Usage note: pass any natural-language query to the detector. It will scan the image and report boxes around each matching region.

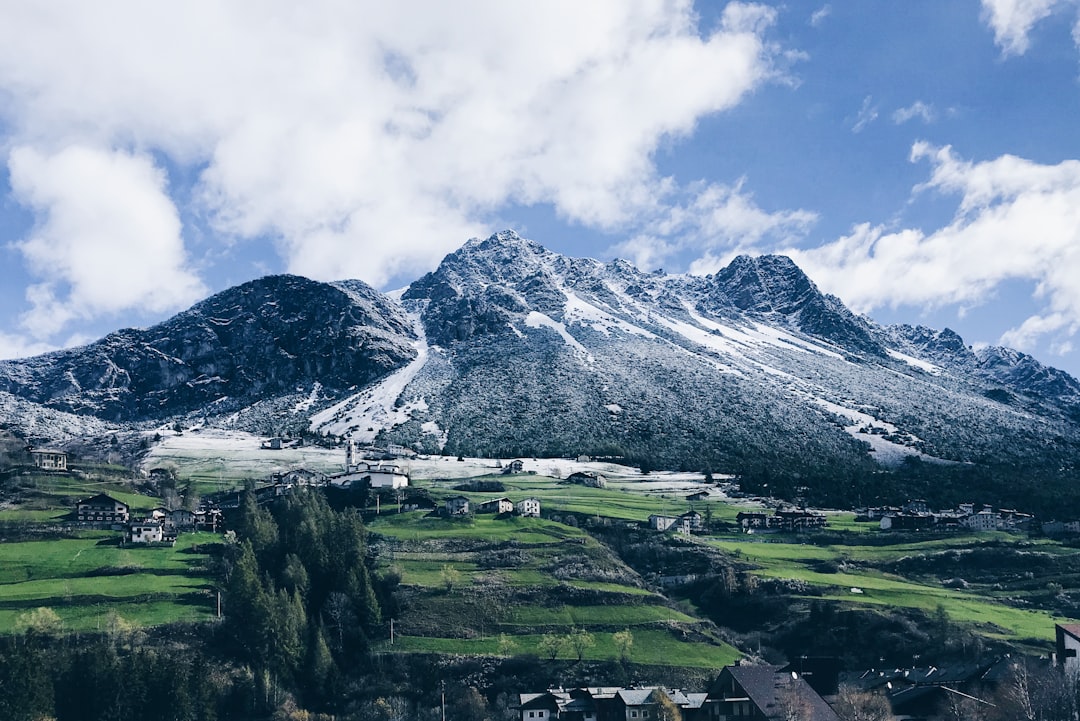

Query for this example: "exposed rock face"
[4,231,1080,481]
[0,274,417,421]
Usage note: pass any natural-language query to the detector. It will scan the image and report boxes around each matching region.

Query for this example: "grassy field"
[367,509,739,669]
[386,628,741,668]
[0,531,220,633]
[705,533,1073,646]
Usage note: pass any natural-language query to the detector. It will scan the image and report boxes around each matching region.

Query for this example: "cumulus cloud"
[7,145,207,338]
[979,0,1075,55]
[0,0,786,305]
[608,179,817,273]
[893,101,936,125]
[787,143,1080,352]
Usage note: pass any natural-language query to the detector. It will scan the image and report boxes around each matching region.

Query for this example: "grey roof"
[617,688,656,706]
[724,665,840,721]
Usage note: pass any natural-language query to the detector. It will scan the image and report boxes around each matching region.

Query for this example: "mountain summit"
[3,231,1080,499]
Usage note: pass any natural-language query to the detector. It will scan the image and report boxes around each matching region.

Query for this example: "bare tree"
[832,684,895,721]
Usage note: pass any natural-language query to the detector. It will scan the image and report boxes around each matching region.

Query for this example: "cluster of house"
[518,663,840,721]
[863,500,1035,532]
[735,508,828,534]
[74,493,221,544]
[443,495,541,518]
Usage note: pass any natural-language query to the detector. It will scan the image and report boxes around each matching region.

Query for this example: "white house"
[31,449,68,471]
[128,520,164,544]
[516,498,541,517]
[367,463,409,489]
[649,515,678,531]
[962,510,1000,531]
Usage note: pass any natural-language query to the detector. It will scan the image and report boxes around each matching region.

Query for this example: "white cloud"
[787,143,1080,352]
[810,5,832,27]
[0,332,58,361]
[0,0,786,300]
[851,96,879,133]
[893,101,936,125]
[608,179,817,273]
[7,145,206,338]
[979,0,1075,55]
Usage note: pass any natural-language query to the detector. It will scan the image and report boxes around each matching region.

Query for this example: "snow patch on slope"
[887,349,941,375]
[525,311,594,363]
[309,313,430,441]
[563,291,657,339]
[802,394,938,466]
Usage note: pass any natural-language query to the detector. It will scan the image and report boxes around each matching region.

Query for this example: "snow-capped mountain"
[3,230,1080,486]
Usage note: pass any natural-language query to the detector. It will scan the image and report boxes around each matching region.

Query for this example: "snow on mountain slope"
[310,312,432,442]
[4,230,1080,484]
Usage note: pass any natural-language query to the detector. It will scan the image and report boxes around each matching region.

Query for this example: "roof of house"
[722,665,840,721]
[78,493,126,506]
[1059,623,1080,642]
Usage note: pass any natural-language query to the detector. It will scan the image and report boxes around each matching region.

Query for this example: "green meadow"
[705,533,1073,646]
[0,532,220,633]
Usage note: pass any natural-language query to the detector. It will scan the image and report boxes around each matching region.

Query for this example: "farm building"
[567,471,606,488]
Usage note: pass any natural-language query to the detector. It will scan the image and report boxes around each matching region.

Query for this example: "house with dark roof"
[478,497,514,514]
[1057,623,1080,675]
[75,493,130,523]
[706,665,840,720]
[567,471,606,488]
[852,657,1010,720]
[445,495,470,515]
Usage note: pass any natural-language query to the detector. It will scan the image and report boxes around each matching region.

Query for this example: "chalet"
[706,665,840,720]
[649,515,678,532]
[128,519,165,544]
[261,437,284,450]
[478,497,514,514]
[504,459,525,474]
[567,471,606,488]
[679,511,703,532]
[31,449,68,471]
[516,497,541,517]
[168,508,197,530]
[1057,624,1080,675]
[686,490,711,502]
[774,508,827,531]
[445,495,470,515]
[736,512,774,533]
[76,493,130,523]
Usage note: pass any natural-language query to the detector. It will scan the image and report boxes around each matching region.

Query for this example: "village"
[10,435,1080,721]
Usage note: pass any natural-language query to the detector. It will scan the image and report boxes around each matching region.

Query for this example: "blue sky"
[2,1,1080,376]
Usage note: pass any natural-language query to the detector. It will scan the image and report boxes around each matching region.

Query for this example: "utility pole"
[441,680,446,721]
[390,617,394,645]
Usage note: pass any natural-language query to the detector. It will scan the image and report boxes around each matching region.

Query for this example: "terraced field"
[368,512,741,668]
[705,533,1074,648]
